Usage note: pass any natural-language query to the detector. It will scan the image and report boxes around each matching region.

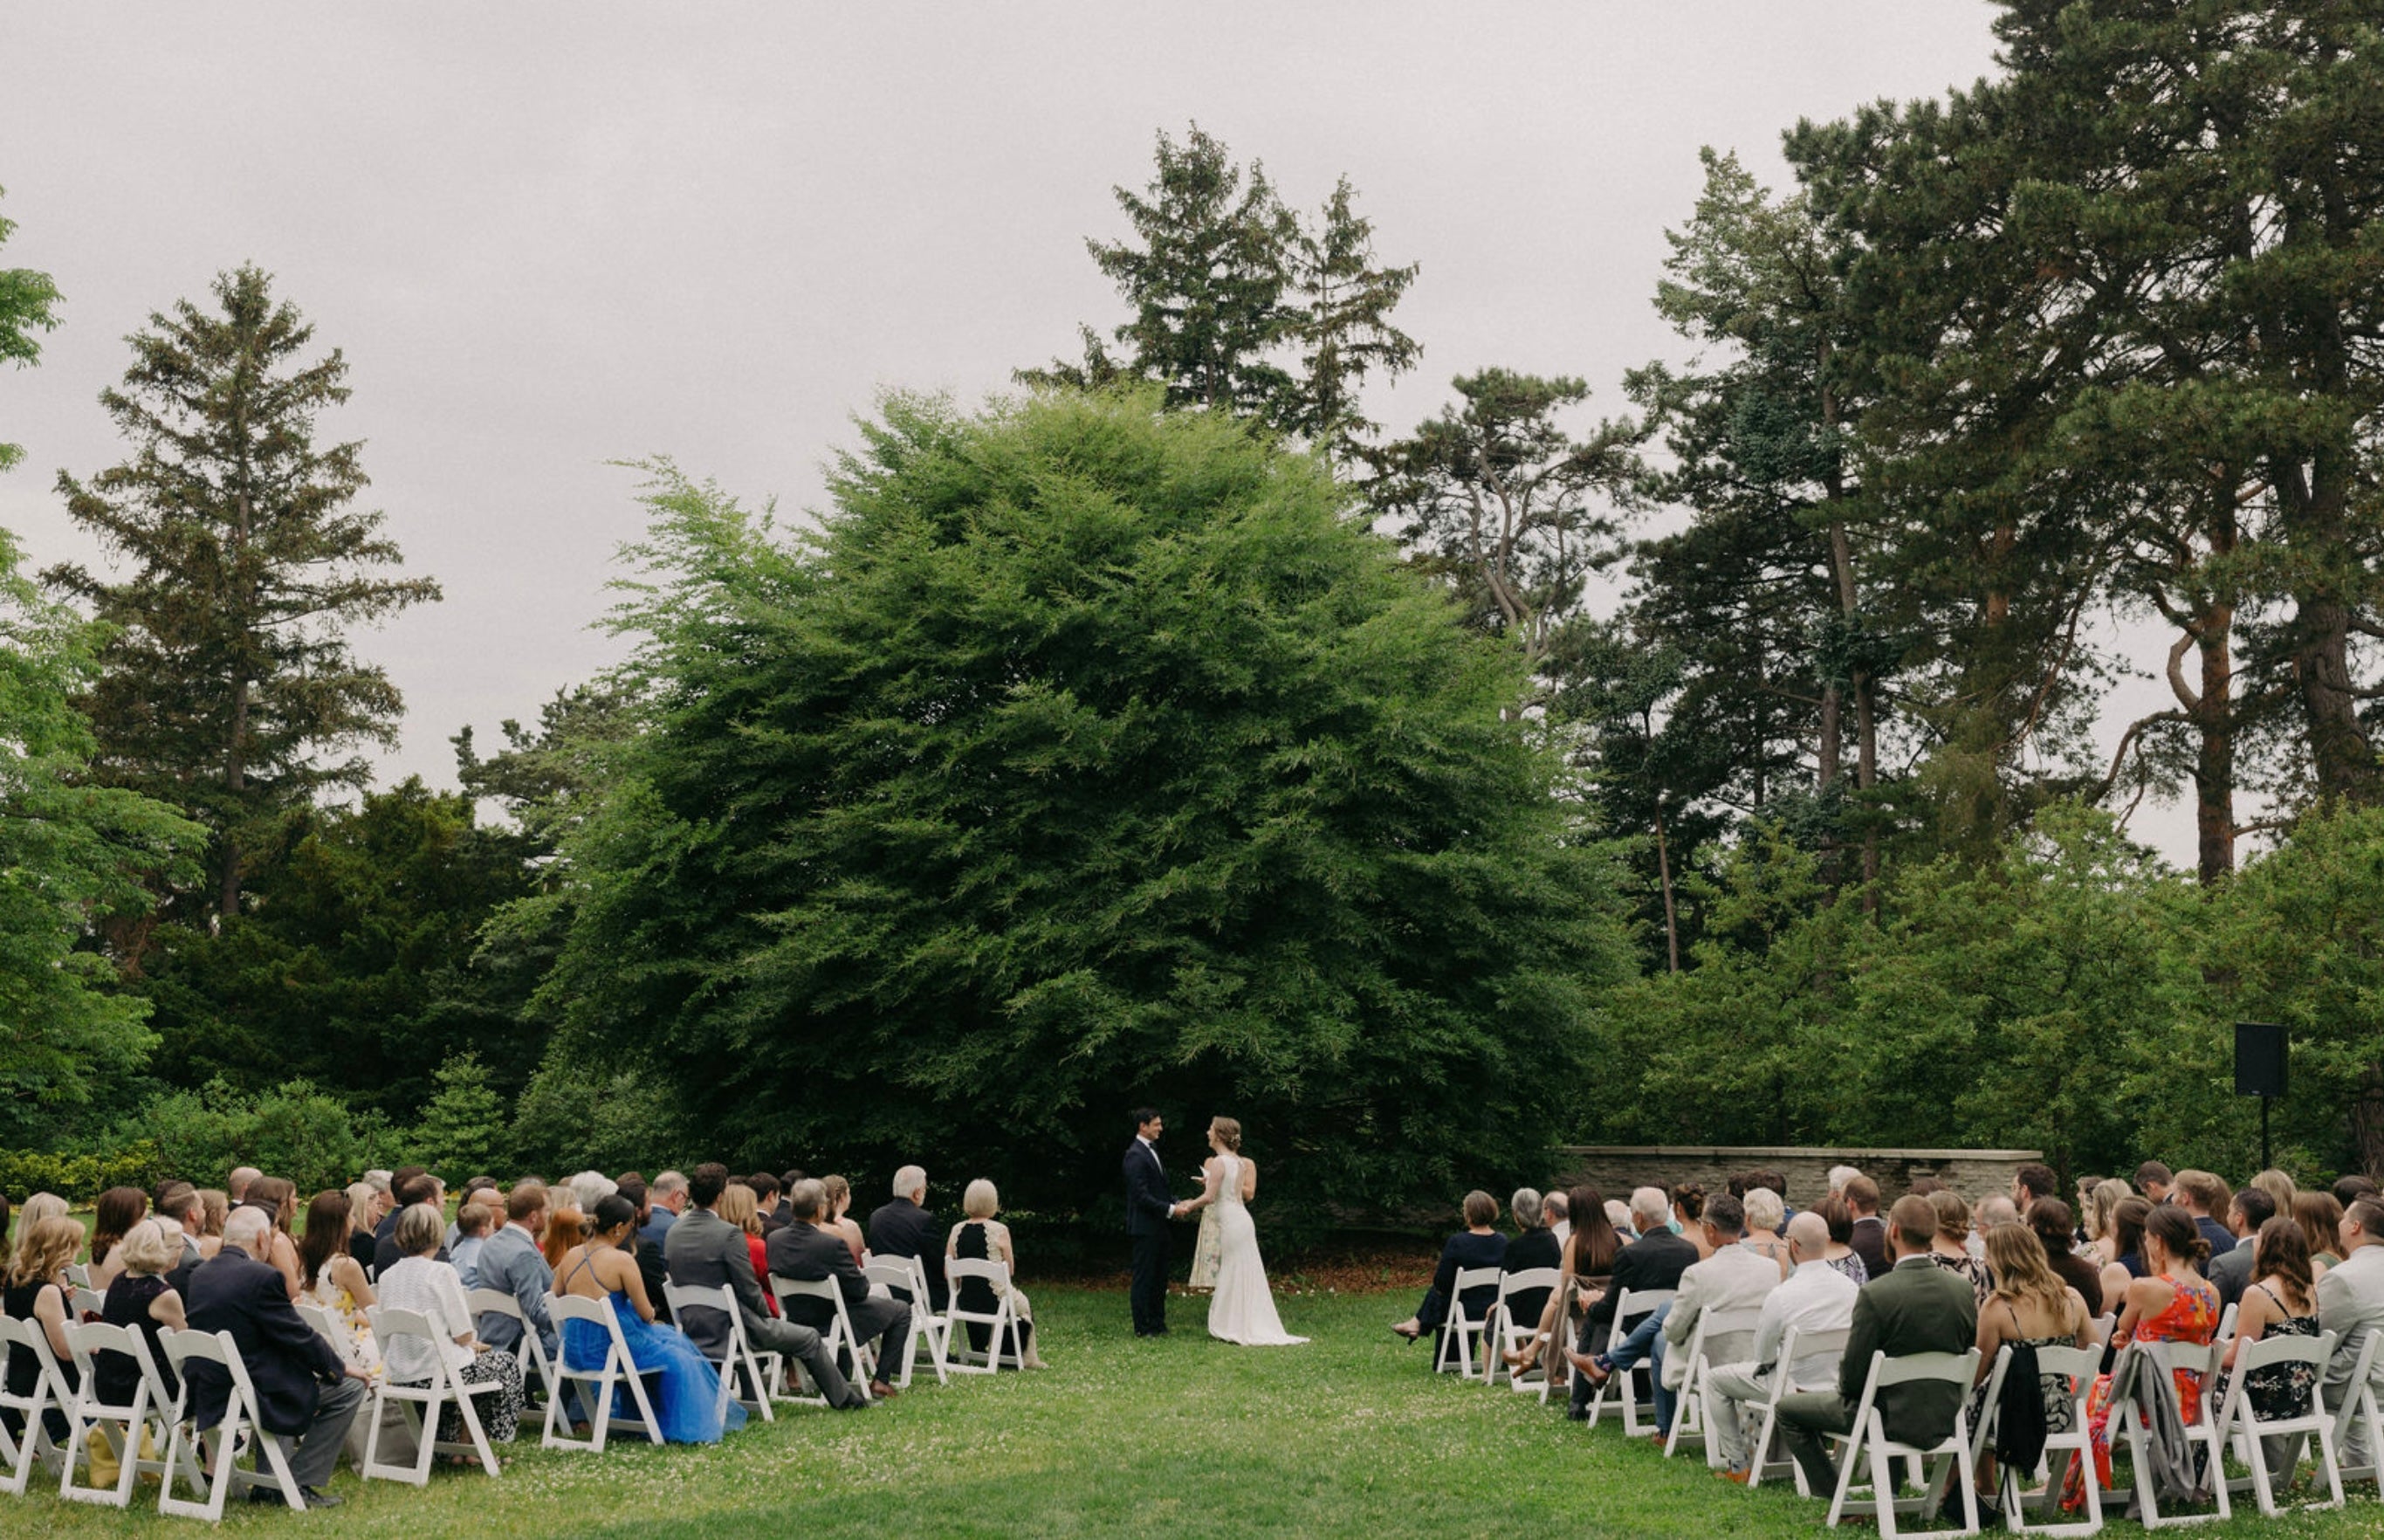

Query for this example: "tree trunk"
[2357,1062,2384,1182]
[2291,593,2379,807]
[2193,603,2235,885]
[221,478,253,920]
[1653,808,1680,975]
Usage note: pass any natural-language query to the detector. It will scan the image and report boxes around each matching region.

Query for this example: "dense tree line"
[4,2,2384,1220]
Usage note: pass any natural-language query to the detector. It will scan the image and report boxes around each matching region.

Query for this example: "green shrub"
[0,1143,161,1203]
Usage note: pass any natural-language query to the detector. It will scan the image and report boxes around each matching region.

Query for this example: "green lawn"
[12,1286,2380,1537]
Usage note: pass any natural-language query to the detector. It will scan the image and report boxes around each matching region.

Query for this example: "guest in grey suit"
[472,1185,558,1361]
[2320,1197,2384,1465]
[767,1179,908,1399]
[663,1163,866,1409]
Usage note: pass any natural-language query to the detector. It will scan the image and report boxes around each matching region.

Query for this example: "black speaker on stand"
[2236,1021,2287,1170]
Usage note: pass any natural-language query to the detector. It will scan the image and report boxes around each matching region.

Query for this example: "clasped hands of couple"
[1168,1193,1211,1220]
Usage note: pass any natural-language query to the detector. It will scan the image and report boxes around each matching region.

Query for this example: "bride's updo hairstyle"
[1209,1117,1242,1152]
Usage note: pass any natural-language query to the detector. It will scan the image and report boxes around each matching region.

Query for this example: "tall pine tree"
[52,264,440,925]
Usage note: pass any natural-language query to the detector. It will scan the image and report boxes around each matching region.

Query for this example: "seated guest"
[227,1166,262,1206]
[6,1191,67,1275]
[2215,1213,2322,1478]
[1844,1175,1890,1281]
[87,1186,151,1294]
[1964,1222,2094,1511]
[1543,1190,1571,1249]
[1674,1186,1713,1259]
[2068,1206,2219,1507]
[1503,1184,1619,1382]
[768,1179,908,1399]
[946,1179,1047,1369]
[2172,1170,2236,1258]
[343,1182,381,1275]
[1390,1190,1508,1349]
[472,1185,558,1364]
[1811,1194,1869,1285]
[183,1207,368,1507]
[641,1172,688,1248]
[98,1220,187,1412]
[156,1184,206,1276]
[296,1190,380,1378]
[1975,1193,2020,1234]
[2011,1162,2058,1211]
[1504,1188,1562,1328]
[750,1172,787,1234]
[542,1206,587,1275]
[2099,1194,2154,1310]
[2135,1161,2174,1205]
[2250,1168,2297,1215]
[1707,1212,1858,1481]
[195,1190,229,1261]
[614,1175,671,1325]
[450,1202,497,1289]
[866,1165,947,1311]
[369,1166,423,1258]
[2319,1197,2384,1473]
[719,1182,776,1316]
[378,1202,525,1446]
[247,1177,306,1300]
[556,1195,744,1442]
[564,1170,617,1220]
[2298,1191,2346,1271]
[1927,1189,1991,1309]
[1828,1165,1864,1200]
[1740,1188,1791,1276]
[663,1163,863,1409]
[3,1215,83,1447]
[1776,1196,1980,1495]
[2030,1198,2105,1317]
[1565,1187,1695,1419]
[2332,1175,2379,1210]
[374,1172,446,1276]
[2207,1188,2276,1311]
[821,1176,868,1266]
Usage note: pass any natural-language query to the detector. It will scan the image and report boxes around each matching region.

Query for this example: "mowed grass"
[13,1285,2382,1538]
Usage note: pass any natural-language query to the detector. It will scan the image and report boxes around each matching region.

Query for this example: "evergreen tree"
[51,265,441,924]
[1285,178,1420,471]
[412,1049,505,1184]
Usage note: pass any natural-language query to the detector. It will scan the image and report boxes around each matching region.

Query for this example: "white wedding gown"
[1206,1153,1307,1346]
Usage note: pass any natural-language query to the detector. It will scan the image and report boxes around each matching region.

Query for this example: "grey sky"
[10,5,2204,857]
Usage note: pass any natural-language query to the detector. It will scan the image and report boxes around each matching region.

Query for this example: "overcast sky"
[6,4,2204,860]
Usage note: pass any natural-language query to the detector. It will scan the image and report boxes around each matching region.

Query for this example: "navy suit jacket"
[1123,1138,1173,1236]
[182,1249,345,1436]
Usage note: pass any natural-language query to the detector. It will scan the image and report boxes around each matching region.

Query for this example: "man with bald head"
[1702,1211,1859,1479]
[183,1207,369,1506]
[1776,1194,1978,1494]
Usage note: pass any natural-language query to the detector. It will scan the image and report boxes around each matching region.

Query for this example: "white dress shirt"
[1755,1256,1861,1390]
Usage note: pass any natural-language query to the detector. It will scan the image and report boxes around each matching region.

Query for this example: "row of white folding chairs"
[2,1311,318,1520]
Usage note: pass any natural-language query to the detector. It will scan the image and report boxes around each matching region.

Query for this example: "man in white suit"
[2319,1197,2384,1467]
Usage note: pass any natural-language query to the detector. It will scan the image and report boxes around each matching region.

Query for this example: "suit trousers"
[1775,1390,1859,1495]
[282,1376,368,1489]
[1130,1229,1171,1334]
[1702,1360,1772,1473]
[748,1315,863,1408]
[845,1296,911,1382]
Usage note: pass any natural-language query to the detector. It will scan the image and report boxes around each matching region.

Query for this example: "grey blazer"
[2318,1246,2384,1395]
[471,1224,557,1358]
[663,1207,773,1361]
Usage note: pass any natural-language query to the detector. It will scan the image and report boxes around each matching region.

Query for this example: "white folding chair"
[2327,1329,2383,1493]
[941,1259,1027,1374]
[1432,1266,1501,1379]
[862,1257,948,1388]
[773,1274,883,1392]
[2216,1328,2342,1516]
[1821,1347,1982,1537]
[58,1321,174,1507]
[1483,1268,1560,1392]
[1666,1303,1762,1461]
[2213,1302,2238,1346]
[2085,1314,2115,1349]
[155,1328,307,1519]
[293,1300,359,1365]
[360,1306,503,1483]
[0,1315,77,1495]
[468,1287,557,1406]
[540,1293,664,1452]
[1983,1343,2103,1537]
[663,1282,777,1424]
[2106,1339,2229,1528]
[1747,1323,1852,1492]
[1586,1287,1677,1434]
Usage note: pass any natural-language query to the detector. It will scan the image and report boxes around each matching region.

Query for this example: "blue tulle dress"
[558,1256,746,1445]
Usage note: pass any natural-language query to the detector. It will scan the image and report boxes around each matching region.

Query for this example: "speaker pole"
[2262,1095,2271,1173]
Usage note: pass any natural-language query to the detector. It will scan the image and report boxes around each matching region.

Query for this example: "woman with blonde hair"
[1740,1188,1791,1276]
[718,1182,777,1317]
[1964,1224,2092,1510]
[821,1175,867,1266]
[2081,1179,2132,1267]
[4,1191,67,1278]
[245,1176,304,1298]
[2250,1169,2298,1214]
[1927,1189,1990,1310]
[3,1215,83,1447]
[195,1190,228,1259]
[97,1219,187,1415]
[945,1179,1047,1369]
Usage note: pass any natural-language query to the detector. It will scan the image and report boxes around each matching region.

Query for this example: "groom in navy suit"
[1124,1107,1189,1336]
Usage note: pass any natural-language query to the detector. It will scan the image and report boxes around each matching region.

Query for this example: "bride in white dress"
[1185,1117,1307,1347]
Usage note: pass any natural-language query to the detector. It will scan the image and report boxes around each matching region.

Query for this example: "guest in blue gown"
[554,1194,746,1444]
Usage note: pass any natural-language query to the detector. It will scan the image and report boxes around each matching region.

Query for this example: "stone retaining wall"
[1549,1145,2046,1207]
